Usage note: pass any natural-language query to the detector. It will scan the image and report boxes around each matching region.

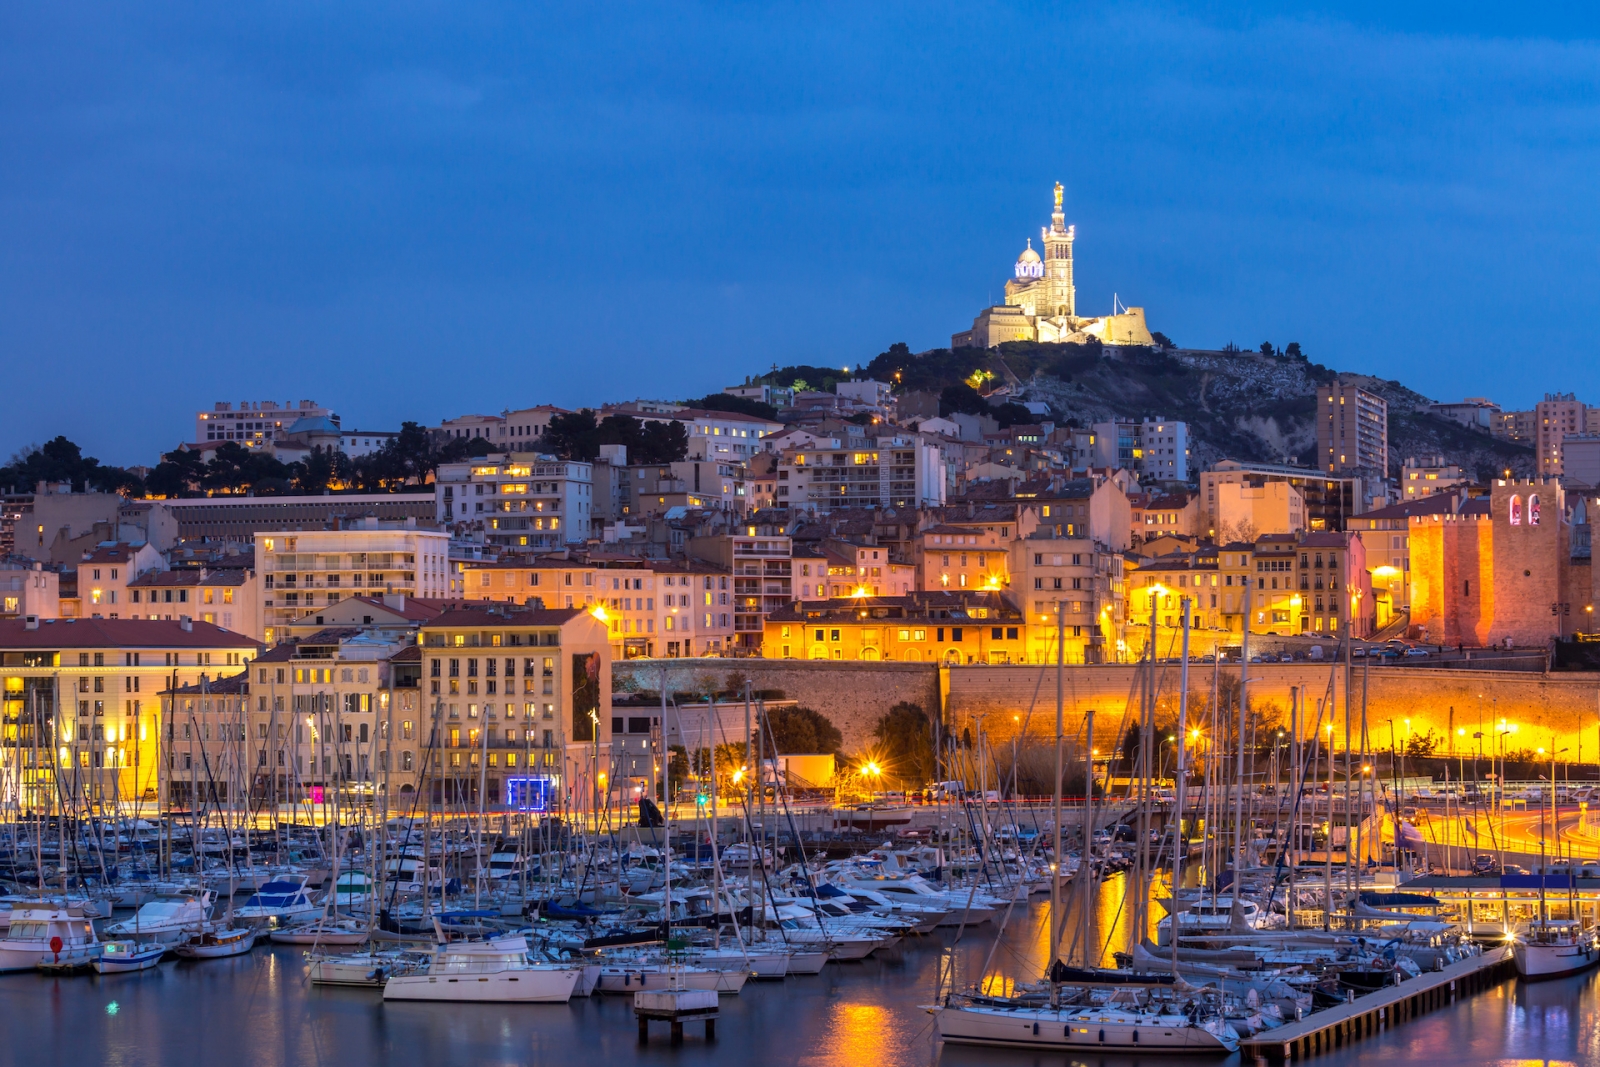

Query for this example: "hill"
[858,341,1535,482]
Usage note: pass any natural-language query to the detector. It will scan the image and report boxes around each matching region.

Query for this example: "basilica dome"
[1014,239,1044,279]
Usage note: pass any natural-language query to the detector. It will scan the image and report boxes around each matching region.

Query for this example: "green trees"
[0,437,143,495]
[763,705,842,755]
[872,702,936,786]
[543,410,688,464]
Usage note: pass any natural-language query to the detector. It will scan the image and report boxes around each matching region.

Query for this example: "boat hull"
[383,968,579,1002]
[1513,939,1600,980]
[934,1004,1240,1054]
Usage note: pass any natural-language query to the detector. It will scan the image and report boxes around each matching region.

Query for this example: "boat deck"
[1238,945,1514,1061]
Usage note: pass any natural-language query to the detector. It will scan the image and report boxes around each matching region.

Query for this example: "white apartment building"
[435,455,593,550]
[1091,417,1190,483]
[195,400,336,447]
[775,434,947,510]
[254,524,451,644]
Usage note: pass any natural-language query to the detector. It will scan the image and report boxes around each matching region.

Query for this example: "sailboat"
[932,600,1241,1055]
[1514,754,1600,980]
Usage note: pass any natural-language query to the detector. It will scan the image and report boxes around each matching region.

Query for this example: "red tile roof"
[0,617,258,649]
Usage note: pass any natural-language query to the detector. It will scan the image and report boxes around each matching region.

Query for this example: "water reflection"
[0,903,1596,1067]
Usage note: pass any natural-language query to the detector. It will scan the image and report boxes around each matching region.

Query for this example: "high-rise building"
[1535,392,1586,476]
[1316,380,1389,477]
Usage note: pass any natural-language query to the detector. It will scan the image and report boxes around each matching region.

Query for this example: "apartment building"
[621,460,748,518]
[1010,536,1125,663]
[417,604,611,813]
[689,531,792,654]
[435,454,593,550]
[165,628,421,806]
[1536,393,1587,477]
[195,399,334,447]
[485,406,568,450]
[1213,481,1305,538]
[461,559,598,610]
[1400,456,1469,501]
[0,561,58,620]
[776,434,947,510]
[1090,418,1191,483]
[271,593,455,645]
[78,542,166,618]
[1201,460,1365,533]
[254,524,452,644]
[1129,491,1201,543]
[792,541,916,599]
[1,616,258,812]
[128,568,258,640]
[651,560,736,658]
[916,524,1009,592]
[1124,552,1223,655]
[1317,380,1389,476]
[764,591,1026,664]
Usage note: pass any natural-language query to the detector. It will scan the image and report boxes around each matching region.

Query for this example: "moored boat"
[94,940,167,974]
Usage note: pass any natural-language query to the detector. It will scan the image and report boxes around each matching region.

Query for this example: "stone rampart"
[612,659,1600,759]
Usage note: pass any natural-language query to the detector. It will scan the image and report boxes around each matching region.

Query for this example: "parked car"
[1403,646,1430,658]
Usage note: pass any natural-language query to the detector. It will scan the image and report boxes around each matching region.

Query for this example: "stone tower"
[1041,181,1076,318]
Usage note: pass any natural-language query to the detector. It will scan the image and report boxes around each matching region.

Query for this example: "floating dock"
[1240,945,1515,1061]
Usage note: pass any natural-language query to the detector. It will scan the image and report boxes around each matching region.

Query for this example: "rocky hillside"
[862,340,1535,482]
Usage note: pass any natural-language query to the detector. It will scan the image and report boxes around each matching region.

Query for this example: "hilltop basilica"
[952,184,1155,349]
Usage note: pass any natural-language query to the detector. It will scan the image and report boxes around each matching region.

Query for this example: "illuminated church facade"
[952,183,1155,349]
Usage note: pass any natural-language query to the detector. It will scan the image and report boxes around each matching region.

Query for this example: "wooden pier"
[1239,945,1515,1061]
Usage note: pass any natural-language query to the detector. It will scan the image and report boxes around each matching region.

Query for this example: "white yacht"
[0,905,100,972]
[383,938,581,1002]
[234,876,322,927]
[105,893,213,946]
[1513,920,1600,980]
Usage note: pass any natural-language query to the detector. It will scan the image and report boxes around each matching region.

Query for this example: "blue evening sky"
[4,2,1598,464]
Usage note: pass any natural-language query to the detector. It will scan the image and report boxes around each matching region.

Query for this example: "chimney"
[179,615,193,632]
[525,596,545,610]
[383,593,406,612]
[23,615,38,630]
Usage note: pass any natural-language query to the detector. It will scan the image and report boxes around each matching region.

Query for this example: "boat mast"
[1234,575,1251,875]
[1171,598,1191,972]
[1048,601,1064,980]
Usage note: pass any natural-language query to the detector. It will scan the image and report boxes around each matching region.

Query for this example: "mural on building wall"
[572,652,600,741]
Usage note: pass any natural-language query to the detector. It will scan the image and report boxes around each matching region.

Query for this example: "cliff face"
[913,341,1535,481]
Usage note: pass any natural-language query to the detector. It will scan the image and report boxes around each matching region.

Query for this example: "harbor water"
[2,890,1594,1067]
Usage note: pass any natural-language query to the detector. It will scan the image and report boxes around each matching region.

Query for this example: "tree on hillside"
[685,393,779,421]
[1151,331,1175,350]
[763,706,843,755]
[938,383,989,418]
[543,410,687,464]
[0,437,142,495]
[761,364,855,393]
